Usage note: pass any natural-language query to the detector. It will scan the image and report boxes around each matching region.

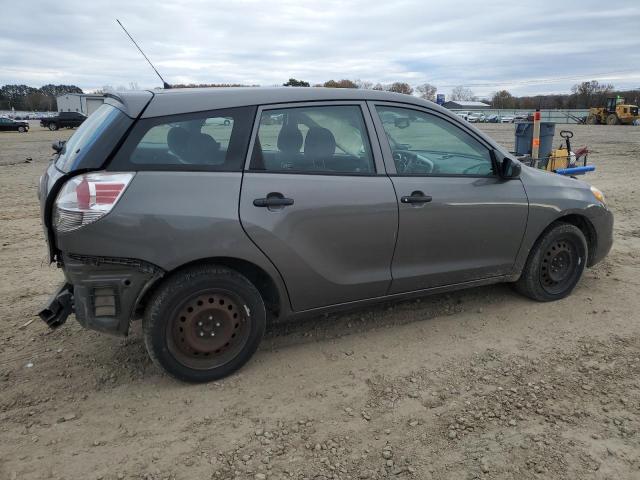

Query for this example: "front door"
[240,102,398,311]
[371,103,529,293]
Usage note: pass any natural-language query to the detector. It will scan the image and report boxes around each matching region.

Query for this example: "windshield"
[55,104,123,172]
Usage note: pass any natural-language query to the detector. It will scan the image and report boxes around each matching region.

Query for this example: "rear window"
[55,104,125,172]
[110,106,256,171]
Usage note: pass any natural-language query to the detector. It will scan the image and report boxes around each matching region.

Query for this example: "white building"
[56,93,105,116]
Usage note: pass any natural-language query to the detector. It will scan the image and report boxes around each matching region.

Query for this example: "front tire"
[514,223,588,302]
[143,265,266,382]
[48,122,58,131]
[17,126,26,133]
[606,114,619,125]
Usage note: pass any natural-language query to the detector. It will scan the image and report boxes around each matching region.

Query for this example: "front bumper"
[39,254,164,336]
[588,206,614,267]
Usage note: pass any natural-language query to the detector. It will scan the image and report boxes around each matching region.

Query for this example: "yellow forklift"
[586,96,639,125]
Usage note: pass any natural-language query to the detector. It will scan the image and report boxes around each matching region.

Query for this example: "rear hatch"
[39,92,153,261]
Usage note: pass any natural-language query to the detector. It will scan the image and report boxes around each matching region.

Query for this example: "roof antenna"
[116,19,171,89]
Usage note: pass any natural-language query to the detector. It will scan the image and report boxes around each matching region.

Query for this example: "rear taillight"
[53,172,134,233]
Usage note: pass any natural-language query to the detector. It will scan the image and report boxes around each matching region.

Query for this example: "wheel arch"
[136,256,286,321]
[553,213,597,266]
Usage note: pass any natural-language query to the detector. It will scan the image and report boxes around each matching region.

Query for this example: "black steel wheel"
[514,223,588,301]
[539,237,581,295]
[144,265,266,382]
[167,290,251,371]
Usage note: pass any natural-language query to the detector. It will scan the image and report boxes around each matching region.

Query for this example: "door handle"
[253,194,294,208]
[400,191,432,204]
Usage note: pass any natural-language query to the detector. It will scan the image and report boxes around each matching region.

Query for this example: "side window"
[114,106,255,171]
[250,105,375,174]
[375,106,494,176]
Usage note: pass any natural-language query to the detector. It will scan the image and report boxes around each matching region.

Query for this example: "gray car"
[38,87,613,382]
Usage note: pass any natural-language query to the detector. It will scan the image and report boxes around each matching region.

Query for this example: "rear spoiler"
[103,90,154,119]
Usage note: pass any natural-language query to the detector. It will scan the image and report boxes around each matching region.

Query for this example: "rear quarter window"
[109,106,256,171]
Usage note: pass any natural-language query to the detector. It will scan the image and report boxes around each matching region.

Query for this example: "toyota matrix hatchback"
[38,88,613,382]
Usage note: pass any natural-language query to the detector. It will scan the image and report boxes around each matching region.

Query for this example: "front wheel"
[48,122,58,131]
[143,265,266,382]
[606,114,619,125]
[17,126,26,133]
[514,223,588,302]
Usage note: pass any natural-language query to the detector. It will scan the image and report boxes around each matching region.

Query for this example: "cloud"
[1,0,639,97]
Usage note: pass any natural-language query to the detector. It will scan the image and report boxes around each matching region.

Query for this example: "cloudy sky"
[1,0,639,98]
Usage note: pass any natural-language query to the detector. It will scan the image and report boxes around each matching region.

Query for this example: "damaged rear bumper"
[39,283,74,329]
[39,254,164,336]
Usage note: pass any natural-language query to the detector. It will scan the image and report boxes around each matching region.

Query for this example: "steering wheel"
[393,151,434,174]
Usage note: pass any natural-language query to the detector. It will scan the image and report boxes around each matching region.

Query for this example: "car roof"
[106,87,443,119]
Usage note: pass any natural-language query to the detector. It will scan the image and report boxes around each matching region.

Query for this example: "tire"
[586,115,598,125]
[514,223,588,302]
[606,114,619,125]
[48,122,58,131]
[17,126,25,133]
[143,265,266,382]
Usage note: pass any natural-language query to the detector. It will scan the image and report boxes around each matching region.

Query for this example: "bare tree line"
[3,79,638,112]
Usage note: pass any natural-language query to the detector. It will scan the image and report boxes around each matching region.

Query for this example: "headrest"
[277,123,303,153]
[186,133,220,164]
[167,126,189,156]
[304,127,336,159]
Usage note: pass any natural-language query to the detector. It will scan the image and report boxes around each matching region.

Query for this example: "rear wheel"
[606,114,619,125]
[514,223,588,302]
[143,265,266,382]
[48,122,58,131]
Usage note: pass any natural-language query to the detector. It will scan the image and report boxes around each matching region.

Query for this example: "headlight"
[590,186,606,206]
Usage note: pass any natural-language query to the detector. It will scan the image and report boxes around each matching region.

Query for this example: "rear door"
[239,102,398,311]
[370,102,528,293]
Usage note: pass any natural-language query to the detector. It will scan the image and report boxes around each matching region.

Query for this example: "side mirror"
[51,140,65,153]
[492,150,521,179]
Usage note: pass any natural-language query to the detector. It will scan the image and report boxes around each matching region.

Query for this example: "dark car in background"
[0,116,29,132]
[38,87,613,383]
[41,111,87,131]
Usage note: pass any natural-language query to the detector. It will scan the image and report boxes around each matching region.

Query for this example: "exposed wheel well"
[136,257,282,320]
[554,214,597,266]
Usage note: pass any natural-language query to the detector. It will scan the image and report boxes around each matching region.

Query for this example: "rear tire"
[143,265,266,383]
[606,114,619,125]
[514,223,588,302]
[48,122,58,131]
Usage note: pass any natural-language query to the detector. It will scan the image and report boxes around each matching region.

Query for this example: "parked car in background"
[486,114,500,123]
[467,112,486,123]
[41,111,87,131]
[38,87,613,382]
[455,112,469,121]
[0,116,29,132]
[500,115,515,123]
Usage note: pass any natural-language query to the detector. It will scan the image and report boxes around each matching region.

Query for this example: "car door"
[239,102,398,311]
[370,102,528,294]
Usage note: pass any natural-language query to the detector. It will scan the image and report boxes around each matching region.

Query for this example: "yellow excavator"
[586,96,639,125]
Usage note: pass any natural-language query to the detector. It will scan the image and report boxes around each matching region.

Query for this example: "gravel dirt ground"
[1,123,639,480]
